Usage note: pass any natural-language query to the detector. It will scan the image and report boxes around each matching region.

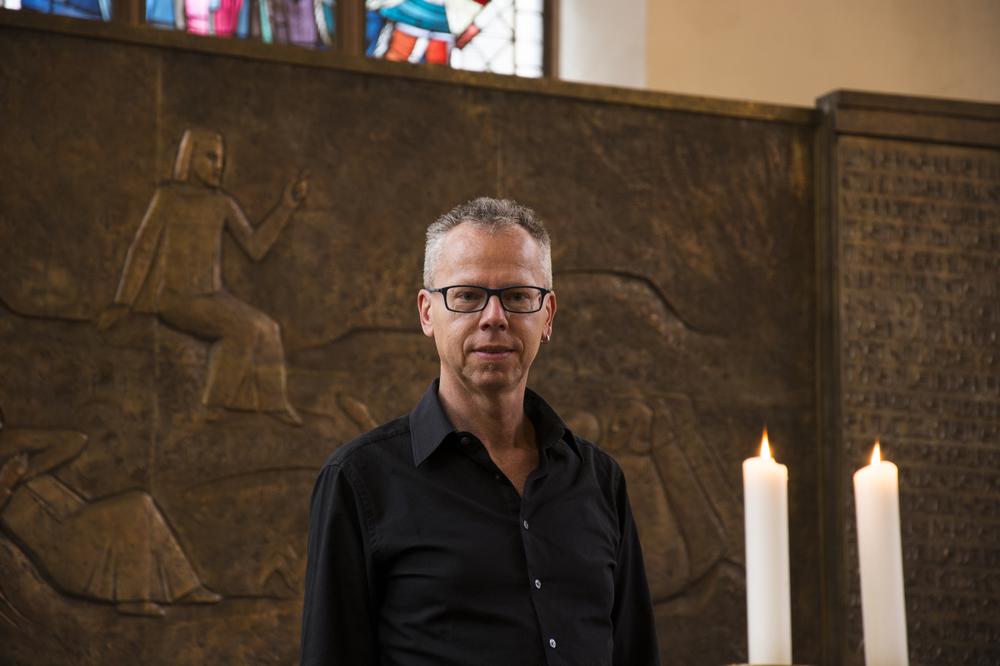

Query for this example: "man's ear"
[543,290,557,340]
[417,289,435,337]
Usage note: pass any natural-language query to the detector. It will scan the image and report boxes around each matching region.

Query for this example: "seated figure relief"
[0,409,219,617]
[565,395,739,602]
[98,127,310,426]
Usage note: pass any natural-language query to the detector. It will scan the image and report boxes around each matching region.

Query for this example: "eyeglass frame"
[426,285,552,314]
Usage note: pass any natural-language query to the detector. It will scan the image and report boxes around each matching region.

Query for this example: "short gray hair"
[423,197,552,288]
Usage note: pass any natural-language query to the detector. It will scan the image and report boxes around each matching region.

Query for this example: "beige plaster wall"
[646,0,1000,107]
[560,0,647,88]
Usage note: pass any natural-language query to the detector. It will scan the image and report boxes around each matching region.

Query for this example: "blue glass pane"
[145,0,175,27]
[17,0,110,20]
[236,0,250,37]
[380,0,448,33]
[364,8,383,55]
[317,0,335,44]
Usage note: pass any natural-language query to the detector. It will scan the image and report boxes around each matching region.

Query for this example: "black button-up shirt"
[300,380,660,666]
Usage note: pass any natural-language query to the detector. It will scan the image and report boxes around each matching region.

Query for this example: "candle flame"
[871,440,881,464]
[759,428,772,460]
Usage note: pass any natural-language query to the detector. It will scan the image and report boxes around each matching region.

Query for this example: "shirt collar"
[409,379,581,467]
[524,387,581,460]
[409,379,455,467]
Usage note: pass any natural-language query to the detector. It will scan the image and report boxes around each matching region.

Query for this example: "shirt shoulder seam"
[319,419,410,556]
[322,419,411,468]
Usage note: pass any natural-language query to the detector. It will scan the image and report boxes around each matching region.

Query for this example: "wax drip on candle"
[759,427,772,460]
[871,440,881,464]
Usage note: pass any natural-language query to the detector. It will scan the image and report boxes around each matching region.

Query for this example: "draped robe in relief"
[113,182,293,414]
[2,477,203,604]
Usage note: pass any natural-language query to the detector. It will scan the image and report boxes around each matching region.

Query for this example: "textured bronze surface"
[820,95,1000,665]
[0,20,819,666]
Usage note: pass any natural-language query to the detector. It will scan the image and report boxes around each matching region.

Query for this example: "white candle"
[854,442,909,666]
[742,428,792,665]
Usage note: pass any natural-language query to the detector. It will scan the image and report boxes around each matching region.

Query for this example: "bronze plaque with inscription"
[825,97,1000,666]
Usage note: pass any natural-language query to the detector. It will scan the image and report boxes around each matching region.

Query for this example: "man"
[301,197,660,665]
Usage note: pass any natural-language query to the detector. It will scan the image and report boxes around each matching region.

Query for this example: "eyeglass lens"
[446,287,544,313]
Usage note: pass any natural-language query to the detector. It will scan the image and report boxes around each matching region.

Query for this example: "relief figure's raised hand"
[283,170,311,208]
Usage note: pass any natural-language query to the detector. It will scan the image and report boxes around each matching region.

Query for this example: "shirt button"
[522,519,529,530]
[460,436,471,446]
[534,579,542,589]
[494,472,501,481]
[548,638,557,649]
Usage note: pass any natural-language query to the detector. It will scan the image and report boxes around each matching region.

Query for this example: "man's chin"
[463,367,523,392]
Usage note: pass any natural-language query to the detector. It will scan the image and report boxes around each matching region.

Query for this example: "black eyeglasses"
[428,285,551,313]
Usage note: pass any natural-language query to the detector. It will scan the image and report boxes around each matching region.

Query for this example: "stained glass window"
[3,0,111,20]
[366,0,543,77]
[2,0,547,77]
[145,0,336,47]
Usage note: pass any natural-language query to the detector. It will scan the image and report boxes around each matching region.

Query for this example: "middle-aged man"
[301,197,660,665]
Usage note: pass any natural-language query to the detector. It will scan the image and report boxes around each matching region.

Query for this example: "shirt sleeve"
[300,462,378,666]
[611,470,662,666]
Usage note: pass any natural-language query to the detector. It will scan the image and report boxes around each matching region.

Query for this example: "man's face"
[191,137,224,187]
[418,223,556,397]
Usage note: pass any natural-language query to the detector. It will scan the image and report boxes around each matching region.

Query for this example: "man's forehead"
[445,224,539,255]
[443,221,535,247]
[436,223,545,275]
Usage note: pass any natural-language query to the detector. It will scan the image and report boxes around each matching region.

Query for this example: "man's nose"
[479,294,508,328]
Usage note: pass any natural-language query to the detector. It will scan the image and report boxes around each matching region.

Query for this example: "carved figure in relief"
[0,409,220,617]
[98,128,309,426]
[565,395,736,602]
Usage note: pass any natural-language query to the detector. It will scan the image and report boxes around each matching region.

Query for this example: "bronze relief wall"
[0,22,816,663]
[8,14,997,666]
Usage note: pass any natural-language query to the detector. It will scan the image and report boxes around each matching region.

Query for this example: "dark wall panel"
[0,21,817,665]
[819,92,1000,666]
